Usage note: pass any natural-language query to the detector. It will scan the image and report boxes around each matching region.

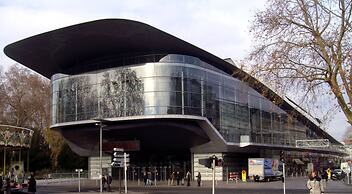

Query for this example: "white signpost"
[112,148,130,194]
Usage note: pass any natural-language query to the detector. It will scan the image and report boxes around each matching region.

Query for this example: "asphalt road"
[35,177,352,194]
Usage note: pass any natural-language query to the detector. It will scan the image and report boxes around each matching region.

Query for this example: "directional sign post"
[111,148,130,193]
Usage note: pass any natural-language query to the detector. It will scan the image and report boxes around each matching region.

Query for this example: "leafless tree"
[249,0,352,125]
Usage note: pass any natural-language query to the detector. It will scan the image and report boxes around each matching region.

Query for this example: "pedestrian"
[147,172,152,185]
[107,174,112,192]
[321,169,328,190]
[176,171,181,186]
[170,172,175,186]
[28,173,36,194]
[102,175,107,191]
[196,172,201,187]
[143,172,147,186]
[0,175,3,192]
[4,178,11,194]
[186,171,191,186]
[307,171,324,194]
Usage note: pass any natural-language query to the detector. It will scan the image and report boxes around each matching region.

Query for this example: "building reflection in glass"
[51,54,313,146]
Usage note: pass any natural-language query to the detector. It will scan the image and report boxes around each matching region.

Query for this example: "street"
[35,177,352,194]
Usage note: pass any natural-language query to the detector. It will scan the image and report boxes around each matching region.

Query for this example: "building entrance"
[111,150,191,182]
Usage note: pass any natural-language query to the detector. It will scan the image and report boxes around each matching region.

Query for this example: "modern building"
[4,19,346,180]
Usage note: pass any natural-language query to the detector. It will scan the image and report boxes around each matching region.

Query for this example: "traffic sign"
[113,148,124,152]
[113,153,130,158]
[112,147,130,168]
[113,158,130,163]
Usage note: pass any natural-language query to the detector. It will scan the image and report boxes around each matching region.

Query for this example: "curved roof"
[3,19,342,145]
[4,19,235,78]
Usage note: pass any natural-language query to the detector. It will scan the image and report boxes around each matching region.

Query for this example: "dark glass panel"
[261,111,272,131]
[184,107,202,116]
[223,87,235,102]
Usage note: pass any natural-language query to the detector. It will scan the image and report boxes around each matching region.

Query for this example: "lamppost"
[94,119,107,193]
[75,168,83,192]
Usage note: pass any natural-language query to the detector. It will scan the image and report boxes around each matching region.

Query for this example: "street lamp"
[94,119,107,193]
[75,168,83,192]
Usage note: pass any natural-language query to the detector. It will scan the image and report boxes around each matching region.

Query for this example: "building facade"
[4,19,346,180]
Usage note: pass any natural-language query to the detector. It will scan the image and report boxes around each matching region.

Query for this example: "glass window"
[184,78,201,94]
[169,54,184,63]
[184,67,204,80]
[155,63,182,77]
[249,94,261,109]
[235,104,249,130]
[156,77,182,92]
[261,111,272,131]
[184,107,202,116]
[223,87,235,102]
[144,92,155,107]
[235,89,248,105]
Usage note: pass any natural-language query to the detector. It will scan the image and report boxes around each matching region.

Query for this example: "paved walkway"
[36,177,352,194]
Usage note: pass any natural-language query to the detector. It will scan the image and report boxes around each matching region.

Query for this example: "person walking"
[321,169,328,191]
[4,178,11,194]
[307,171,324,194]
[106,174,112,192]
[102,175,107,191]
[143,172,147,186]
[0,176,3,193]
[186,171,191,186]
[170,172,175,186]
[176,171,181,186]
[196,172,201,187]
[28,173,36,194]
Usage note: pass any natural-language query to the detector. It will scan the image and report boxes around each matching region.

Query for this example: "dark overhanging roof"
[3,18,342,146]
[4,18,236,79]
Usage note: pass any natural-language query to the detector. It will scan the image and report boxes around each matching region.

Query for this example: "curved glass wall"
[51,54,315,146]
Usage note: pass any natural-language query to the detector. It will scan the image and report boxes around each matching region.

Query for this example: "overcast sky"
[0,0,349,140]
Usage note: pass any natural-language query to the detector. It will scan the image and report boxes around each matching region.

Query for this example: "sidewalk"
[38,177,352,194]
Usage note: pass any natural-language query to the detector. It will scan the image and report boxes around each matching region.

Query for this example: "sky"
[0,0,349,141]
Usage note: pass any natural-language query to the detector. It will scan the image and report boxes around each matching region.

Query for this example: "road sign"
[112,147,130,168]
[113,158,130,163]
[113,147,124,152]
[296,139,330,148]
[113,154,130,158]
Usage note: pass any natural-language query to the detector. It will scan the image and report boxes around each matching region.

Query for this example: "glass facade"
[51,54,319,146]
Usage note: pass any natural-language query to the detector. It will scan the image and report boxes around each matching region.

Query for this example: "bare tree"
[0,64,65,169]
[249,0,352,125]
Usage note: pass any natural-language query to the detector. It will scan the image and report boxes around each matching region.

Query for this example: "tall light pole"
[94,120,106,193]
[99,121,103,193]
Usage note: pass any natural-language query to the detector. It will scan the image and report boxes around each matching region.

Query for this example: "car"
[331,169,346,181]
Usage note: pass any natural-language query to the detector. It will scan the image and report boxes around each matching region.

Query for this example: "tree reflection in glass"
[100,68,144,118]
